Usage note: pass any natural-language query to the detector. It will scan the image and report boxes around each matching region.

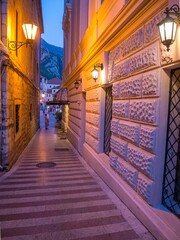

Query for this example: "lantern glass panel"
[22,24,37,40]
[92,68,98,80]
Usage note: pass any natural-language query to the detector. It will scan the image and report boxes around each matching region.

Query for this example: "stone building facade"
[0,0,43,169]
[62,0,180,239]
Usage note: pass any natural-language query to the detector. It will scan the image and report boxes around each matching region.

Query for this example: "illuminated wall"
[0,0,43,168]
[62,1,180,237]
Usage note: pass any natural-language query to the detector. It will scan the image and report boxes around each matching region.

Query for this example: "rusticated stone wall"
[67,82,82,139]
[85,88,101,153]
[64,2,169,207]
[108,13,163,205]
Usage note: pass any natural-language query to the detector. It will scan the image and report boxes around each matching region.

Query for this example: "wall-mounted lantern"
[74,79,82,90]
[157,4,180,51]
[8,23,38,51]
[91,63,103,82]
[41,92,45,98]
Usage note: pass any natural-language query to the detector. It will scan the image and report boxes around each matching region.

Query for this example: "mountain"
[40,38,63,80]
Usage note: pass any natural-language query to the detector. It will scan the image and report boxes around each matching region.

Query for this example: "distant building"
[62,0,180,239]
[47,78,62,89]
[46,89,53,102]
[40,76,48,92]
[40,76,48,110]
[40,77,61,111]
[0,0,43,169]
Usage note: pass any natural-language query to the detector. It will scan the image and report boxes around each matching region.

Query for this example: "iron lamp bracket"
[8,40,33,51]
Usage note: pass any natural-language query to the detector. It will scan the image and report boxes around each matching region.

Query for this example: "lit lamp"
[8,23,38,51]
[91,63,103,82]
[41,92,45,98]
[22,24,37,41]
[157,4,180,51]
[74,79,82,90]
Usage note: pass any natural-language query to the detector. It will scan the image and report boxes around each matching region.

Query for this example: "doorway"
[103,86,112,155]
[162,68,180,218]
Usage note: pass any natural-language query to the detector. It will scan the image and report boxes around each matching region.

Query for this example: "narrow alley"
[0,113,155,240]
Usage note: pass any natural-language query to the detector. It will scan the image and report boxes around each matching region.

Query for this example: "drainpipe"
[0,40,9,171]
[0,0,9,171]
[0,0,2,170]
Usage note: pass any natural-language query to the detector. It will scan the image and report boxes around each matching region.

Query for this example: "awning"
[46,101,69,105]
[46,88,69,105]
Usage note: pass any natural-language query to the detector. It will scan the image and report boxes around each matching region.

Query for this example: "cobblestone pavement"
[0,117,156,239]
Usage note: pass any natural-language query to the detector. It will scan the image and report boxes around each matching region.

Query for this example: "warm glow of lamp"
[91,68,99,81]
[22,23,38,41]
[8,23,38,51]
[158,15,177,51]
[91,63,103,82]
[42,92,45,98]
[157,4,180,51]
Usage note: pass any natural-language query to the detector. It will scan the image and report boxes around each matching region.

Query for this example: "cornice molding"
[62,3,72,36]
[63,0,168,86]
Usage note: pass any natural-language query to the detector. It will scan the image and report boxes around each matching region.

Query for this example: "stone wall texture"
[67,84,82,136]
[0,0,42,168]
[108,13,161,205]
[85,100,101,150]
[65,4,166,207]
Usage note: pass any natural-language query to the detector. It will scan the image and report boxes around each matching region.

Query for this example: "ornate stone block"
[127,145,155,179]
[144,13,163,43]
[86,123,99,139]
[111,61,128,80]
[116,158,138,189]
[86,102,100,114]
[118,120,139,144]
[108,28,144,77]
[109,151,118,170]
[114,46,121,62]
[120,29,144,58]
[112,100,129,118]
[110,43,159,81]
[129,44,159,74]
[112,82,120,98]
[137,174,154,204]
[129,99,158,124]
[142,70,159,96]
[139,126,157,153]
[111,119,119,134]
[110,135,127,159]
[86,113,99,127]
[120,75,142,98]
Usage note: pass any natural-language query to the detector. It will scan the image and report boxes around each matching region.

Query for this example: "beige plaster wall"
[1,0,42,168]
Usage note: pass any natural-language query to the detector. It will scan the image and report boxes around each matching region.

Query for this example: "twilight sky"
[41,0,64,47]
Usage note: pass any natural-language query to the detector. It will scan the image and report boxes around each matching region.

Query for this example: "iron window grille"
[162,68,180,218]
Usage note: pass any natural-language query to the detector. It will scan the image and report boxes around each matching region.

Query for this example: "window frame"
[14,100,22,141]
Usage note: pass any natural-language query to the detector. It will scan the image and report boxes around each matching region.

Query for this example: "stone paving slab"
[0,127,156,240]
